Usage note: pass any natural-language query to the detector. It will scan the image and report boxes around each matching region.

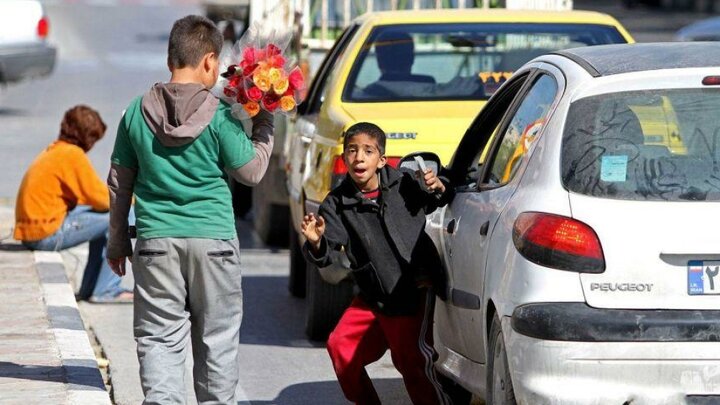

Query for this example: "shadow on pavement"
[0,361,105,391]
[240,274,323,348]
[0,242,26,252]
[245,378,407,405]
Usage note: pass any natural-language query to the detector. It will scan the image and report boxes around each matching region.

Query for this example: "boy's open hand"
[108,257,128,276]
[301,213,325,252]
[423,168,446,194]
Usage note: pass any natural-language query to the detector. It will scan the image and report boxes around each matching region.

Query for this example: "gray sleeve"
[107,163,136,259]
[227,110,274,186]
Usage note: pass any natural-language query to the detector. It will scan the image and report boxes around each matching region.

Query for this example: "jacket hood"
[141,82,219,147]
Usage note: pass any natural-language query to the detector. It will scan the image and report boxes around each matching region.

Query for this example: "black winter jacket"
[303,165,453,315]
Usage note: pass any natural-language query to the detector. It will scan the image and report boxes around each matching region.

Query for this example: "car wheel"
[487,315,516,405]
[305,262,354,341]
[288,223,306,298]
[253,191,289,246]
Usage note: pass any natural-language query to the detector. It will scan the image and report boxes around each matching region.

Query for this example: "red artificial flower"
[283,87,294,97]
[266,43,281,57]
[262,92,281,112]
[242,47,257,65]
[288,67,305,90]
[247,86,263,102]
[268,54,286,68]
[223,87,237,98]
[236,86,249,104]
[242,62,259,77]
[228,75,242,89]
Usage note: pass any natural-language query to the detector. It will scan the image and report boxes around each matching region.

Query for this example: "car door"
[434,67,563,363]
[285,24,359,217]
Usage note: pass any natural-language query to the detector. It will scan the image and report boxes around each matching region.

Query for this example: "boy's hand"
[423,168,446,194]
[108,257,128,276]
[301,213,325,252]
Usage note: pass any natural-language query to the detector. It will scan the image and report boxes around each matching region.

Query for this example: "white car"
[426,42,720,404]
[0,0,56,85]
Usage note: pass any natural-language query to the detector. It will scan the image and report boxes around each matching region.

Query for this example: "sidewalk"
[0,204,111,405]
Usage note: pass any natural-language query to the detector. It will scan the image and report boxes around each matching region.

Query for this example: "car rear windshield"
[562,88,720,201]
[342,23,625,102]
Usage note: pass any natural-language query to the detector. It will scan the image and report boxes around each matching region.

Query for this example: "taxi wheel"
[487,315,516,405]
[288,224,306,298]
[305,263,353,341]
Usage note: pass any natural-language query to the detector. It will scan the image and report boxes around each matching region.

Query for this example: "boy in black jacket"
[302,122,452,405]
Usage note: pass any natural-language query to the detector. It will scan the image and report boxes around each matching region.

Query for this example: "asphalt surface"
[2,0,717,404]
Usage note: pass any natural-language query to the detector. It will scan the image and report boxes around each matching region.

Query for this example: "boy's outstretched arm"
[301,197,348,268]
[420,168,454,214]
[227,110,274,186]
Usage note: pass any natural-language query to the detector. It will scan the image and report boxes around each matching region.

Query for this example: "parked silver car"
[428,42,720,404]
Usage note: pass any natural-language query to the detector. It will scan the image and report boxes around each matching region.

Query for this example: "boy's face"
[344,133,386,189]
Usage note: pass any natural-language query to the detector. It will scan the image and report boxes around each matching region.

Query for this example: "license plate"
[688,260,720,295]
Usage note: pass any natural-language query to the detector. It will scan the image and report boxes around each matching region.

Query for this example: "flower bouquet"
[216,24,306,120]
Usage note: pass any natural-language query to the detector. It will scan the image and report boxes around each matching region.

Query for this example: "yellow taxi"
[283,8,634,340]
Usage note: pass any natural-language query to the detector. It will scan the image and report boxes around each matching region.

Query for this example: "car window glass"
[562,88,720,201]
[486,74,558,186]
[343,23,623,103]
[305,25,358,114]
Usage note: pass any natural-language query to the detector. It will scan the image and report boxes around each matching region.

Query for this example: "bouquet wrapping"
[215,24,306,120]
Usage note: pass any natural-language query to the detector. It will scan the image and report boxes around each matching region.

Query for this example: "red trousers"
[326,290,451,405]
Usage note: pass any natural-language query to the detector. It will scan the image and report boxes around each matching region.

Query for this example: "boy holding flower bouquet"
[107,15,274,404]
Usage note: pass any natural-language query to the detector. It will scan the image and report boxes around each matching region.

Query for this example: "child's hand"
[301,213,325,251]
[422,168,446,194]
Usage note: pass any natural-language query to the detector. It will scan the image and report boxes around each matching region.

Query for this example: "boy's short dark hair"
[58,105,106,152]
[167,15,223,69]
[343,122,386,155]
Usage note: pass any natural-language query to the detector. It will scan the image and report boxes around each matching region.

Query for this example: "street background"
[0,0,716,404]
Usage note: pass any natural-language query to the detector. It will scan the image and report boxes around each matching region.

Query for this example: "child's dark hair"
[167,15,223,69]
[343,122,386,155]
[58,105,106,152]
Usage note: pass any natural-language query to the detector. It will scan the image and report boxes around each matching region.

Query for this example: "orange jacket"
[14,140,109,242]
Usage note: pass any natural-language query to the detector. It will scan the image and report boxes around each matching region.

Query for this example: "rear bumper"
[505,305,720,404]
[512,302,720,342]
[0,43,56,84]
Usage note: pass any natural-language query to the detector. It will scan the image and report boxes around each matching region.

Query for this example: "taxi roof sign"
[505,0,573,10]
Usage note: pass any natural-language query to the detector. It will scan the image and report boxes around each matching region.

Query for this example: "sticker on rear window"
[600,155,628,182]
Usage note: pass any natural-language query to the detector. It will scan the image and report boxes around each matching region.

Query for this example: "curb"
[33,251,112,405]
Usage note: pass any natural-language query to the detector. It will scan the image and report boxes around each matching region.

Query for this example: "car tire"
[253,191,289,246]
[304,262,354,341]
[231,180,253,219]
[288,224,306,298]
[487,315,517,405]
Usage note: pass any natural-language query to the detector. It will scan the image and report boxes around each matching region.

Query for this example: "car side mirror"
[398,152,441,175]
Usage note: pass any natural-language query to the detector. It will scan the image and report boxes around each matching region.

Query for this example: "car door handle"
[480,221,489,236]
[446,218,457,234]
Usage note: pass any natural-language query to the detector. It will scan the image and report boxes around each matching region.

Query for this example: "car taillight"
[37,17,49,39]
[512,212,605,273]
[702,76,720,86]
[330,155,401,189]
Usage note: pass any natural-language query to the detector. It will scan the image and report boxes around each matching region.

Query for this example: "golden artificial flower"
[280,95,296,112]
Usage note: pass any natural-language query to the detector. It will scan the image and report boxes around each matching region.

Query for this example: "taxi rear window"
[343,23,626,102]
[562,88,720,201]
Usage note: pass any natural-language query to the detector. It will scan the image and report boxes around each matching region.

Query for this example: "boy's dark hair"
[343,122,386,155]
[167,15,223,69]
[58,105,106,152]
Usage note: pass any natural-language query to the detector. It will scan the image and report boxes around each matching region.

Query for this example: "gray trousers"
[132,238,243,405]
